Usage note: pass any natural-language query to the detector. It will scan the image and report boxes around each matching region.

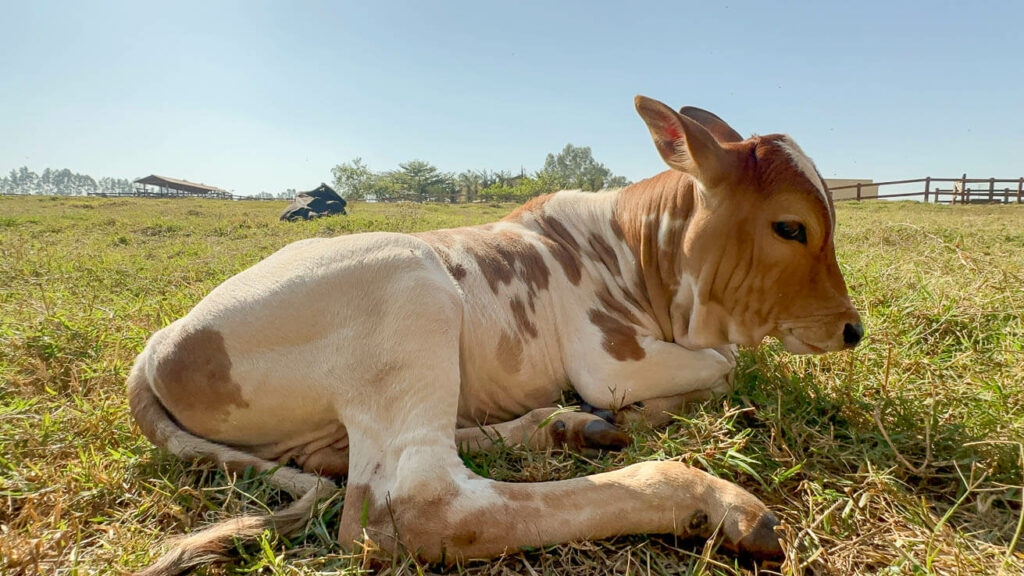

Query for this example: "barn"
[133,175,232,199]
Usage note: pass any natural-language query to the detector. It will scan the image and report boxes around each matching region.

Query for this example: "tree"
[15,167,39,195]
[73,172,97,196]
[540,144,630,191]
[370,171,407,202]
[395,160,455,202]
[478,172,560,203]
[98,176,132,196]
[456,170,487,203]
[331,157,376,201]
[2,167,119,195]
[39,168,55,195]
[604,175,630,189]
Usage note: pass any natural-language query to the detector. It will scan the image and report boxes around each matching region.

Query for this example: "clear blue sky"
[1,1,1021,195]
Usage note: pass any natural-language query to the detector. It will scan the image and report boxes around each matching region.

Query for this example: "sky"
[1,1,1021,196]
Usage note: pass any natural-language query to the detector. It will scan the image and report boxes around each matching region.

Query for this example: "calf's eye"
[772,221,807,244]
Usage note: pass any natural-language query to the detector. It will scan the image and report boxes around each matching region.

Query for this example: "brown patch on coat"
[588,308,646,361]
[339,482,485,564]
[534,214,583,285]
[594,284,640,326]
[420,227,551,291]
[497,331,524,373]
[338,483,378,548]
[417,231,467,281]
[609,216,625,241]
[504,194,550,221]
[540,234,582,286]
[503,195,583,285]
[448,262,467,281]
[438,250,467,281]
[587,234,621,277]
[454,229,551,295]
[152,327,250,437]
[509,297,538,338]
[338,483,463,562]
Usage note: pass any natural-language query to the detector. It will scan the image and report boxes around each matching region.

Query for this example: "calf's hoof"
[549,414,631,454]
[579,402,615,423]
[738,511,784,559]
[726,510,784,560]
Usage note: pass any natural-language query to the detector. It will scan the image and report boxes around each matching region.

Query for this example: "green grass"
[1,195,1022,575]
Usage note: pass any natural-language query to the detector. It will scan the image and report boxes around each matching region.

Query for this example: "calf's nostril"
[843,322,864,347]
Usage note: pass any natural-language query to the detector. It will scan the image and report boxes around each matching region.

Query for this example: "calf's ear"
[679,106,744,143]
[635,95,737,188]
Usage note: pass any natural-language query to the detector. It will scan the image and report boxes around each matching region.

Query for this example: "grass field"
[1,195,1022,576]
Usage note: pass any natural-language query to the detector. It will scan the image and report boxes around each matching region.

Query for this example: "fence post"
[1018,178,1023,204]
[989,178,995,203]
[856,182,862,201]
[960,173,968,204]
[923,177,931,203]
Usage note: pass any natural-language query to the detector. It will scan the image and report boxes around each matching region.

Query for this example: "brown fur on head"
[634,95,862,353]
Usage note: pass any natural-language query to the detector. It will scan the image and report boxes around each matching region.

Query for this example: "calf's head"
[634,95,862,354]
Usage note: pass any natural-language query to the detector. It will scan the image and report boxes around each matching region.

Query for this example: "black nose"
[843,322,864,348]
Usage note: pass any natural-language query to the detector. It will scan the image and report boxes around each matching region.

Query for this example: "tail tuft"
[132,482,336,576]
[127,359,338,576]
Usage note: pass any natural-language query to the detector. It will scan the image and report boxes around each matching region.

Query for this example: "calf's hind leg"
[455,407,630,454]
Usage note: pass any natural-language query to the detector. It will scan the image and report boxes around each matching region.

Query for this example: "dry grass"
[0,196,1021,575]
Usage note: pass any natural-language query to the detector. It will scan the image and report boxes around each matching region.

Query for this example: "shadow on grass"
[731,347,1022,555]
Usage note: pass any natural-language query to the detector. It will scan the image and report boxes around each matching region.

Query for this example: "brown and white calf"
[128,95,862,575]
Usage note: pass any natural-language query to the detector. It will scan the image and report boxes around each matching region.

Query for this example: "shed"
[133,175,232,199]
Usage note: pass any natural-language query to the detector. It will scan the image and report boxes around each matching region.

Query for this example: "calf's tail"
[127,361,337,576]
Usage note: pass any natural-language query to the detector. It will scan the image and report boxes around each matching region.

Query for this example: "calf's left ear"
[678,106,744,144]
[635,95,738,188]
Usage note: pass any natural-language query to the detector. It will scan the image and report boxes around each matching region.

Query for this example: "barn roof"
[134,175,228,195]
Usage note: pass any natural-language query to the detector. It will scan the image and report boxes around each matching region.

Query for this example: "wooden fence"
[0,190,282,201]
[6,176,1023,204]
[831,175,1024,204]
[85,190,280,201]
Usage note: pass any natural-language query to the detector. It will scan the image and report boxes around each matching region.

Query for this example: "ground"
[0,195,1022,576]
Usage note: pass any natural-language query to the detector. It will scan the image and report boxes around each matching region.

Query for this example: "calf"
[128,95,862,575]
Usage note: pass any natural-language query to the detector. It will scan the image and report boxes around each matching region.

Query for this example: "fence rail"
[0,189,283,200]
[831,175,1024,204]
[89,190,281,201]
[5,176,1023,204]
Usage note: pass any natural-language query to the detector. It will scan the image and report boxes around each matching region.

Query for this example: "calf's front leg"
[615,345,738,427]
[572,340,737,412]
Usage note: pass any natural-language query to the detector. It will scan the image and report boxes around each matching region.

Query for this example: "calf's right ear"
[634,95,737,188]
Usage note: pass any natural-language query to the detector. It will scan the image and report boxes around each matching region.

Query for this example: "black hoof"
[737,511,784,560]
[581,419,631,450]
[579,402,615,423]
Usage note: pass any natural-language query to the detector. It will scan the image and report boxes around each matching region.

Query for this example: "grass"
[0,195,1022,575]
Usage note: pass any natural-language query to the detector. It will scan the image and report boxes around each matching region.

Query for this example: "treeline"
[0,166,134,196]
[2,143,631,203]
[332,144,630,203]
